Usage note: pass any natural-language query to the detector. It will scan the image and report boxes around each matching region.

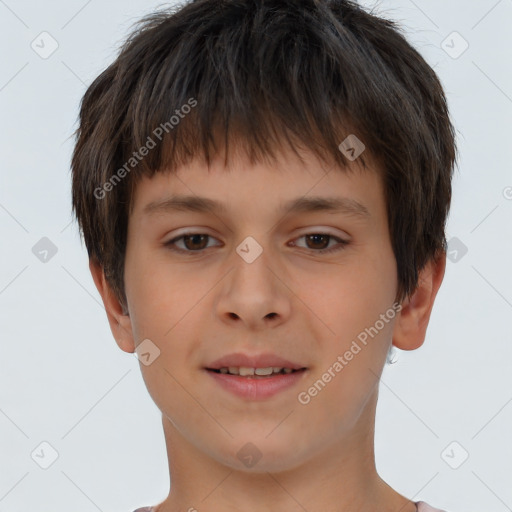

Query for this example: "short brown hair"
[71,0,458,313]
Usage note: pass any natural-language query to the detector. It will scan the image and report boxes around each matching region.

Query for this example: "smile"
[205,367,308,400]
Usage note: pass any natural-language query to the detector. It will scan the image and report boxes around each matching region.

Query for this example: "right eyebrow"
[142,194,371,220]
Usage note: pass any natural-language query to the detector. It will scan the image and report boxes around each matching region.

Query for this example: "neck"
[155,390,416,512]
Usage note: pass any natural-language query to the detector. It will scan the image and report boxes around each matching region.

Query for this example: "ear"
[89,258,135,354]
[392,251,446,351]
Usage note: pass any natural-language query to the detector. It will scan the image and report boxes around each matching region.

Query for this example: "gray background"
[1,0,511,511]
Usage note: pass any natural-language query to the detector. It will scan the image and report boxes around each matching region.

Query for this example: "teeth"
[255,367,273,375]
[216,366,298,376]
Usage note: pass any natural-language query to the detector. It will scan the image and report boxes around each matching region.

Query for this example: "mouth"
[206,367,307,377]
[203,352,309,399]
[204,366,309,400]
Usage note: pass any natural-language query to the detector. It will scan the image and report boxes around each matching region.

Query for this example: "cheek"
[301,250,397,402]
[124,253,210,397]
[124,264,203,416]
[124,243,194,338]
[305,253,396,332]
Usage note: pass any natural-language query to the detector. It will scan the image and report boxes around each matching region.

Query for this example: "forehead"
[129,143,385,225]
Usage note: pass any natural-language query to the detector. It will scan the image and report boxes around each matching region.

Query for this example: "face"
[122,145,399,472]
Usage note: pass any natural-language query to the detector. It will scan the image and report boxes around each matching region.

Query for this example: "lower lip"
[205,369,308,400]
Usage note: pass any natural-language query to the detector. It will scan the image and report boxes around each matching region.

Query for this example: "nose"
[215,248,292,331]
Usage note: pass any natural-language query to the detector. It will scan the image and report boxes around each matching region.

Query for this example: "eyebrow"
[142,194,371,219]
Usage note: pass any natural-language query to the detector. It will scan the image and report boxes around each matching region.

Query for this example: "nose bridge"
[216,234,291,327]
[231,234,277,296]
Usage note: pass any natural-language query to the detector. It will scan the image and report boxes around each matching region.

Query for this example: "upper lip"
[205,352,307,370]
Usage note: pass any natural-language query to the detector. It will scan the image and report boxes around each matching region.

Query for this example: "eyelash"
[164,232,349,255]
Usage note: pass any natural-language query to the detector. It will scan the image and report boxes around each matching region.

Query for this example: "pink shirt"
[134,501,447,511]
[417,502,447,512]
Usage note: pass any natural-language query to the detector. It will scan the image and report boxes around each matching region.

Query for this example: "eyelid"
[165,226,350,240]
[164,228,351,255]
[293,227,350,239]
[164,230,221,247]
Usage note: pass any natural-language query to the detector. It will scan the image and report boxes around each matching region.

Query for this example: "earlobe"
[89,258,135,354]
[392,252,446,351]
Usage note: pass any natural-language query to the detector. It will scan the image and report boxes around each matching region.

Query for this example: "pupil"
[185,234,207,250]
[307,234,329,250]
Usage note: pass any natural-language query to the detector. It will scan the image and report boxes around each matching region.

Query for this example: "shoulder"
[416,501,449,512]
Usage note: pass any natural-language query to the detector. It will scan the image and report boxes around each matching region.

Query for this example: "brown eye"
[291,233,349,254]
[304,234,331,250]
[181,234,210,251]
[165,233,220,254]
[164,232,349,256]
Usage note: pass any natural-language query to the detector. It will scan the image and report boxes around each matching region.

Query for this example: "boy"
[71,0,457,510]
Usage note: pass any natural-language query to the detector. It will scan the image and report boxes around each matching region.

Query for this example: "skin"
[90,142,445,512]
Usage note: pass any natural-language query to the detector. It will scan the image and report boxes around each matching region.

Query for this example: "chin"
[227,453,307,474]
[215,434,311,474]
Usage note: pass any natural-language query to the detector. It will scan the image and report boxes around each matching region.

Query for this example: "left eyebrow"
[279,195,371,219]
[142,194,371,219]
[143,195,228,216]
